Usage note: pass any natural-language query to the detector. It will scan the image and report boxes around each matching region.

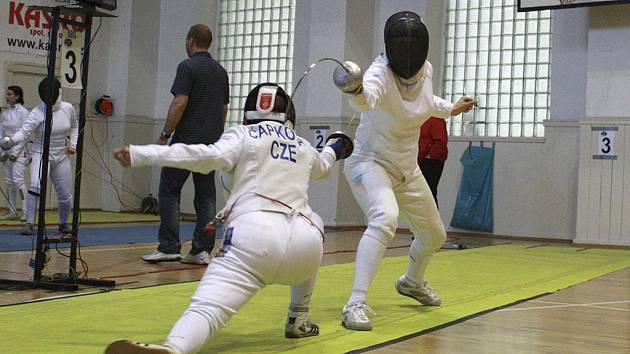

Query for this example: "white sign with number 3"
[598,131,615,156]
[61,29,84,89]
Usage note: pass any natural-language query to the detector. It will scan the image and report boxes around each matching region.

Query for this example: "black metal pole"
[33,6,60,282]
[68,14,93,279]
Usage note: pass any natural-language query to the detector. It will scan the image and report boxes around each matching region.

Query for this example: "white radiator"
[576,118,630,246]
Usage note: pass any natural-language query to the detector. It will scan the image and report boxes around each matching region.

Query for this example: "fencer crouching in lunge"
[106,83,354,354]
[1,78,78,236]
[0,85,29,221]
[333,11,477,331]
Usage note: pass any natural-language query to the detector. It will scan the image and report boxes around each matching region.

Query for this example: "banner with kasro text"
[1,0,85,56]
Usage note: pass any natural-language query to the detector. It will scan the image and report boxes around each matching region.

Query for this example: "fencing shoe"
[285,313,320,338]
[395,276,442,306]
[21,222,33,236]
[58,223,72,234]
[180,250,210,265]
[105,340,181,354]
[141,251,181,263]
[341,302,375,331]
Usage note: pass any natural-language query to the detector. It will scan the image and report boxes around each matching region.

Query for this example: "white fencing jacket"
[0,103,29,157]
[349,55,453,176]
[130,121,337,222]
[12,102,78,160]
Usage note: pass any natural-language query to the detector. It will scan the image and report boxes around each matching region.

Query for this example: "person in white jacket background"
[105,83,354,354]
[334,11,477,331]
[2,78,78,236]
[0,85,29,220]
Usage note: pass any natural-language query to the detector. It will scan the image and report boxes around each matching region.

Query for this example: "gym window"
[443,0,552,138]
[218,0,295,126]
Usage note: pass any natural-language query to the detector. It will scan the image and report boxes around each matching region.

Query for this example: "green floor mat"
[0,210,160,226]
[1,245,628,354]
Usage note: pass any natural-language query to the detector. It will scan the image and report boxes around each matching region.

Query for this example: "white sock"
[8,188,17,215]
[58,198,72,225]
[405,238,433,286]
[347,234,388,305]
[25,192,38,224]
[289,275,316,318]
[166,311,210,354]
[19,186,26,215]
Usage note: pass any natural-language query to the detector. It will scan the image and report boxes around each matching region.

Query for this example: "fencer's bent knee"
[431,222,447,251]
[413,224,446,255]
[57,195,73,206]
[429,228,446,253]
[366,209,399,242]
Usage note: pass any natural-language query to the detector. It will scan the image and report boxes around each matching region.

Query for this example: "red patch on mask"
[258,92,273,111]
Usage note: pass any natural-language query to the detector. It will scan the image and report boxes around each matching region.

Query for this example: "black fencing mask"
[38,77,61,104]
[384,11,429,79]
[243,82,295,127]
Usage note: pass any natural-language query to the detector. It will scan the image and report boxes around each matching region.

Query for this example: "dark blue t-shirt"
[170,51,229,144]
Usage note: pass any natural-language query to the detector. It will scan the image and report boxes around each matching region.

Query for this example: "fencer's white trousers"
[3,153,28,215]
[26,151,73,225]
[165,211,324,354]
[344,158,446,297]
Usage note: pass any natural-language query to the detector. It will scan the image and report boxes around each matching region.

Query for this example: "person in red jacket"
[418,116,448,208]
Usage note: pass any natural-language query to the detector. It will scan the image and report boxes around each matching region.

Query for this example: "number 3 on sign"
[598,131,615,155]
[61,29,84,89]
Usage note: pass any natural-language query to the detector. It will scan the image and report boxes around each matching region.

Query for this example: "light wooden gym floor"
[0,228,628,353]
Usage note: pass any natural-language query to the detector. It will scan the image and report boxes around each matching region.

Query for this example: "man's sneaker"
[395,276,442,306]
[0,211,18,220]
[180,250,210,265]
[105,340,181,354]
[141,251,181,263]
[285,313,320,338]
[341,302,375,331]
[21,223,33,236]
[58,223,72,234]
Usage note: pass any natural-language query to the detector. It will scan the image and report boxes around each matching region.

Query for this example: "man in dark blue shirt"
[143,24,229,265]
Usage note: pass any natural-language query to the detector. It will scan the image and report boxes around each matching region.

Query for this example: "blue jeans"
[158,167,216,255]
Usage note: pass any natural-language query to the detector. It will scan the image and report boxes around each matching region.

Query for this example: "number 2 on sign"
[314,129,327,152]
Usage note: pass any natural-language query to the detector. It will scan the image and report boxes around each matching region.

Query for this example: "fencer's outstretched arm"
[310,147,337,180]
[432,96,455,119]
[11,109,43,145]
[118,128,244,173]
[348,62,387,112]
[311,131,354,179]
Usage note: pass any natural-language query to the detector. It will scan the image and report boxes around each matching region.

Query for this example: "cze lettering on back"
[270,140,297,163]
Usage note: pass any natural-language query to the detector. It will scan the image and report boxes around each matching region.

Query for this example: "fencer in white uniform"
[106,83,354,354]
[3,78,78,235]
[0,86,29,220]
[334,11,477,331]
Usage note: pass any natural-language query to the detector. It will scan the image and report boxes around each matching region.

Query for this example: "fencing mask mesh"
[384,11,429,79]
